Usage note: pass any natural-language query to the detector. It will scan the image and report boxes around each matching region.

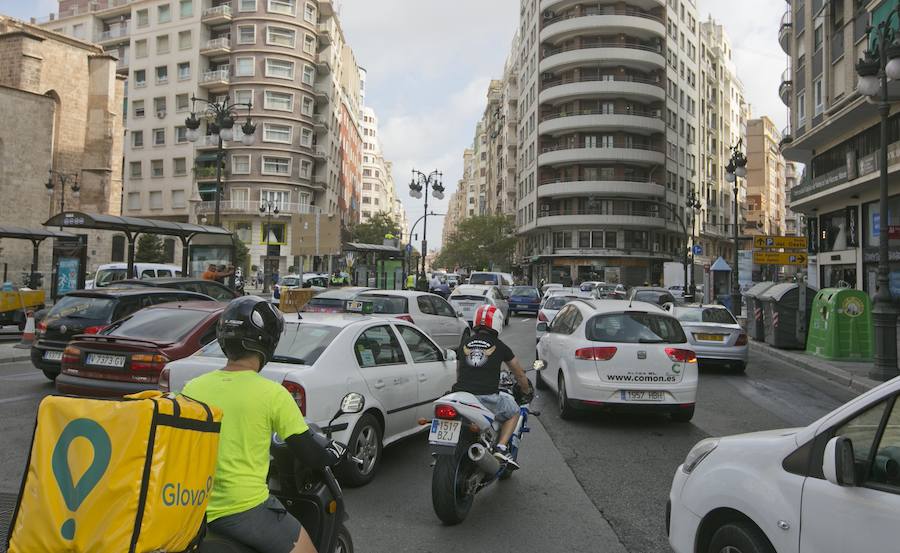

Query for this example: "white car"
[668,376,900,553]
[541,286,583,304]
[449,284,510,326]
[161,313,457,486]
[536,293,593,342]
[535,299,698,422]
[359,290,471,349]
[669,304,748,372]
[541,283,564,295]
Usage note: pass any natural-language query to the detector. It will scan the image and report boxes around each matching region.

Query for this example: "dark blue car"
[508,286,541,316]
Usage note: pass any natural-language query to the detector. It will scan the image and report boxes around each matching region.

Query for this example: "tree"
[435,214,516,272]
[351,211,401,244]
[234,237,250,272]
[135,234,166,263]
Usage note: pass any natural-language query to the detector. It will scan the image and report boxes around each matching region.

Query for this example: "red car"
[58,301,225,397]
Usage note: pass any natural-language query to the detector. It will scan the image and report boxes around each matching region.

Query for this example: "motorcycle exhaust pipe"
[467,443,500,475]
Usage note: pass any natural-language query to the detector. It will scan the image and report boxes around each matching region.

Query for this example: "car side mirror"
[532,360,545,371]
[445,349,458,362]
[536,322,549,332]
[824,436,858,486]
[457,311,464,318]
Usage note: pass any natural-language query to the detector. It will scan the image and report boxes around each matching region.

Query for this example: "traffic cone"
[14,310,35,349]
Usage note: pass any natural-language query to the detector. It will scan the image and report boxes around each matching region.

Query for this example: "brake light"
[434,404,459,420]
[538,311,548,322]
[62,346,81,364]
[665,348,697,363]
[396,314,415,323]
[158,367,171,392]
[282,380,306,415]
[575,347,617,361]
[37,321,47,332]
[735,333,748,346]
[130,353,170,372]
[83,325,106,335]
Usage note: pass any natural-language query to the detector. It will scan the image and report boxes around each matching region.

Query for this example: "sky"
[0,0,787,250]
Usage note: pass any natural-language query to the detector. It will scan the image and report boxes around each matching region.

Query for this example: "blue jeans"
[475,392,519,422]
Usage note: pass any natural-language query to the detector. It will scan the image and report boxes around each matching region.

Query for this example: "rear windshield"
[674,308,737,325]
[468,274,499,285]
[104,308,210,341]
[361,294,409,314]
[511,286,539,298]
[586,313,686,344]
[634,291,674,305]
[280,277,301,287]
[303,298,345,311]
[95,268,128,287]
[47,296,116,322]
[200,323,339,365]
[544,296,577,309]
[450,295,488,303]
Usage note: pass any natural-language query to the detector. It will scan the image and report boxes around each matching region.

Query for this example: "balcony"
[201,37,231,57]
[319,0,334,16]
[538,142,666,167]
[779,125,793,149]
[778,10,792,54]
[538,108,665,136]
[202,4,232,25]
[195,135,221,149]
[313,88,330,104]
[199,68,230,90]
[96,24,129,44]
[195,201,318,216]
[541,9,665,44]
[540,42,665,73]
[194,166,223,181]
[779,68,792,106]
[540,0,665,12]
[537,176,665,199]
[317,22,332,46]
[313,114,329,132]
[311,148,328,161]
[540,74,664,104]
[535,209,667,230]
[316,52,333,75]
[115,55,129,73]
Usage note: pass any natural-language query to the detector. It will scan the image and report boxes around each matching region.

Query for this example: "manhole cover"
[0,492,17,553]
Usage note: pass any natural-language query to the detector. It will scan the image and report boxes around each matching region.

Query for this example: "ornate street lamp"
[259,199,280,294]
[46,170,81,228]
[686,188,703,300]
[725,140,748,317]
[409,169,443,290]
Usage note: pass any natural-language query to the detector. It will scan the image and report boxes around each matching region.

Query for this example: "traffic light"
[30,272,43,289]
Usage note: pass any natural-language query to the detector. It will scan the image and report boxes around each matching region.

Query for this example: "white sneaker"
[493,445,520,470]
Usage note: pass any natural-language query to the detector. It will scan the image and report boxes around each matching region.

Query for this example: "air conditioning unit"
[156,110,166,119]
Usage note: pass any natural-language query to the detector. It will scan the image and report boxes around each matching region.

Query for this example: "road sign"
[406,244,413,255]
[752,235,808,250]
[693,245,703,255]
[752,251,809,265]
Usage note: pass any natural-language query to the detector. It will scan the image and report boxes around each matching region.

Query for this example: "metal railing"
[202,37,231,51]
[115,56,129,70]
[540,73,663,91]
[780,10,792,28]
[97,24,129,42]
[195,201,320,215]
[538,175,660,185]
[542,41,663,58]
[540,107,663,122]
[199,68,230,84]
[537,208,665,218]
[202,4,232,19]
[544,7,664,26]
[541,141,665,153]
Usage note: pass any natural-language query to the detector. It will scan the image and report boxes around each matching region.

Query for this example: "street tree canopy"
[435,214,516,272]
[351,211,401,244]
[135,234,167,263]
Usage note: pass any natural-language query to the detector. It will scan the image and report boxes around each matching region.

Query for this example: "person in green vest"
[330,271,344,287]
[406,273,416,290]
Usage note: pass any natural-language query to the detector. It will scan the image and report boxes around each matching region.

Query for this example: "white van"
[88,263,182,289]
[467,271,514,296]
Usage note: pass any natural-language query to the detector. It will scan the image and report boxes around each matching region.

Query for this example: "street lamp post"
[184,95,257,227]
[259,199,280,294]
[45,170,81,225]
[409,169,444,290]
[725,140,748,317]
[856,6,900,380]
[686,188,703,301]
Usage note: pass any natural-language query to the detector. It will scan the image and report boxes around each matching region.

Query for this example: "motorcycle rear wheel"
[432,452,475,525]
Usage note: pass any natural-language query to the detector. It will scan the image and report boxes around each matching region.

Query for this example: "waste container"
[759,282,817,349]
[744,282,777,342]
[805,288,873,360]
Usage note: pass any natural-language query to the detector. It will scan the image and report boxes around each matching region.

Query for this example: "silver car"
[670,304,748,372]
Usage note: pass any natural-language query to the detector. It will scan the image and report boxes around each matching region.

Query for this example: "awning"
[710,257,732,272]
[44,211,232,238]
[0,226,77,241]
[344,242,402,254]
[198,183,219,193]
[195,151,220,163]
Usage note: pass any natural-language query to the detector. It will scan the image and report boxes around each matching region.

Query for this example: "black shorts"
[208,496,301,553]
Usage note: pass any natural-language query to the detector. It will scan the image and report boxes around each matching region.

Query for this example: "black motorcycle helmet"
[217,296,284,367]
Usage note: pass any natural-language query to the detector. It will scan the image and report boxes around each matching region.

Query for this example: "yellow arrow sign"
[753,251,808,265]
[752,235,809,250]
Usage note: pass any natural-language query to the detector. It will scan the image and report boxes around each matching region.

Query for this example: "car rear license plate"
[86,353,126,368]
[696,333,725,342]
[43,350,63,361]
[620,390,666,402]
[429,419,462,445]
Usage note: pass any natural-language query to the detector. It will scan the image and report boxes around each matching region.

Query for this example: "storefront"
[532,256,664,287]
[862,194,900,298]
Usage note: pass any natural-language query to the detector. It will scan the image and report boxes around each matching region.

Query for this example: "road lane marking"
[0,394,43,405]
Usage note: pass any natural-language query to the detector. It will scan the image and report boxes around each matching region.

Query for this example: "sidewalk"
[0,342,32,364]
[749,340,882,395]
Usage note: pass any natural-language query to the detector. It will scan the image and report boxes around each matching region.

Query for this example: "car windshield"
[280,277,301,287]
[95,268,128,287]
[361,294,409,314]
[511,287,539,298]
[104,308,211,341]
[46,296,116,322]
[586,313,686,344]
[544,296,577,309]
[199,322,340,364]
[468,274,498,285]
[674,307,737,325]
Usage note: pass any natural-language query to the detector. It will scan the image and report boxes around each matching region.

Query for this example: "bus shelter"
[0,225,78,285]
[344,242,404,289]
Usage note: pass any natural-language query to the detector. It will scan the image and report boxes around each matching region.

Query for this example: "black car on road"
[113,277,241,301]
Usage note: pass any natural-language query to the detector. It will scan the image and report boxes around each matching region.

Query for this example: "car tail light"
[735,333,748,346]
[665,348,697,363]
[130,353,170,372]
[62,346,81,364]
[575,347,617,361]
[538,311,548,322]
[158,367,171,392]
[434,404,458,420]
[282,380,306,415]
[396,314,415,324]
[83,325,106,335]
[36,321,47,333]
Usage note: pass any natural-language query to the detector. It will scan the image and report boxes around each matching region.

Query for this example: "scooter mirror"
[339,392,365,415]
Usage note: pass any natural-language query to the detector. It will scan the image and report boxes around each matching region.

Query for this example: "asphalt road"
[0,316,861,553]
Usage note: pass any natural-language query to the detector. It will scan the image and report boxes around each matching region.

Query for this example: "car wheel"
[338,413,383,487]
[708,521,775,553]
[535,351,549,390]
[42,370,58,381]
[733,361,747,374]
[557,372,576,420]
[670,404,695,423]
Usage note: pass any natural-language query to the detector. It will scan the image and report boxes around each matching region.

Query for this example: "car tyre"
[557,372,576,420]
[535,351,549,390]
[708,521,775,553]
[338,413,383,487]
[671,404,695,423]
[733,361,747,374]
[42,370,58,381]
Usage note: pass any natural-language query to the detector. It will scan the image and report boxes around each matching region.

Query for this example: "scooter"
[427,363,540,525]
[199,393,365,553]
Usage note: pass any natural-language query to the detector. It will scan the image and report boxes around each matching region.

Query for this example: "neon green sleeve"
[271,385,309,439]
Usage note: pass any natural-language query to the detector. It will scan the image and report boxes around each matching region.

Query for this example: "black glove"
[518,381,535,404]
[325,440,347,466]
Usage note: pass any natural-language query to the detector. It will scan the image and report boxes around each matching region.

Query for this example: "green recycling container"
[805,288,873,361]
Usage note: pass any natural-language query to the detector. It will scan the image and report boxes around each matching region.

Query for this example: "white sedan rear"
[449,284,509,326]
[359,290,471,350]
[670,304,748,372]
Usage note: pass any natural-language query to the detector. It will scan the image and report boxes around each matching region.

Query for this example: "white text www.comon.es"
[607,375,678,383]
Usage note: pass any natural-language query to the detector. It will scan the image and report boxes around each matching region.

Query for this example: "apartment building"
[780,0,897,293]
[359,106,390,222]
[746,116,786,236]
[481,39,520,217]
[40,0,361,274]
[784,162,803,236]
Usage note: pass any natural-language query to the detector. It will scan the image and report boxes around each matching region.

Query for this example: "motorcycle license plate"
[429,420,462,445]
[620,390,666,402]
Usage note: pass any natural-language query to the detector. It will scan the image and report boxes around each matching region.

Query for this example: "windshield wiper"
[272,355,307,364]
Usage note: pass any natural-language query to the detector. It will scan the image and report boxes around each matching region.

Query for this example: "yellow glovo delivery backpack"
[7,390,223,553]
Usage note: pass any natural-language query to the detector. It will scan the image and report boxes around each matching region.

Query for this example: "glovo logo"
[162,476,213,508]
[51,418,112,540]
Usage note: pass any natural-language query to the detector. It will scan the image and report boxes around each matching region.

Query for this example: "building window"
[177,62,191,80]
[262,156,291,175]
[158,4,171,23]
[237,25,256,44]
[136,9,149,27]
[176,93,190,112]
[178,30,191,49]
[264,90,293,111]
[179,0,192,18]
[300,159,312,178]
[134,69,146,87]
[814,21,824,51]
[260,222,287,245]
[268,0,295,15]
[261,189,290,211]
[155,65,168,84]
[304,2,316,22]
[303,34,315,54]
[153,96,166,116]
[263,122,293,143]
[265,58,294,79]
[239,0,256,11]
[797,91,806,124]
[175,126,188,143]
[152,128,165,146]
[149,190,163,209]
[151,160,164,178]
[132,130,144,148]
[266,26,296,48]
[171,189,186,208]
[129,162,142,178]
[233,89,253,106]
[300,127,313,147]
[234,57,255,77]
[173,157,187,175]
[553,232,572,249]
[232,154,251,174]
[302,64,315,85]
[135,39,148,58]
[814,78,824,116]
[133,99,145,118]
[301,96,314,116]
[127,192,141,210]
